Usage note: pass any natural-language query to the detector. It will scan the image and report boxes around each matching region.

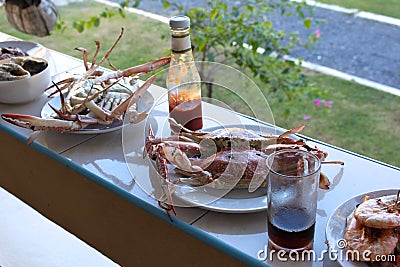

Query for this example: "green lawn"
[0,1,399,167]
[319,0,400,18]
[0,2,170,66]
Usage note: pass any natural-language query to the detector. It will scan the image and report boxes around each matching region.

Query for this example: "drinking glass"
[266,149,321,251]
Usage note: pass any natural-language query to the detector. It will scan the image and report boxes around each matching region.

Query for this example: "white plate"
[41,91,154,134]
[173,123,297,213]
[325,189,399,267]
[0,41,47,58]
[175,185,268,213]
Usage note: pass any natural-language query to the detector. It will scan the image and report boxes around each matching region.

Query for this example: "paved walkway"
[53,0,83,6]
[106,0,400,92]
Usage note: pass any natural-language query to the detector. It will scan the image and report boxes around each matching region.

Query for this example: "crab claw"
[2,113,36,130]
[162,145,203,173]
[319,173,331,190]
[161,145,211,184]
[1,113,83,132]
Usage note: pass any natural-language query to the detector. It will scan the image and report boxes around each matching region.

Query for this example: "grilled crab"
[146,122,335,190]
[174,121,307,151]
[145,121,343,219]
[145,118,314,156]
[1,28,170,143]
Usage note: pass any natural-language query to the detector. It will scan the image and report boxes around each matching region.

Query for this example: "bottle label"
[171,34,192,53]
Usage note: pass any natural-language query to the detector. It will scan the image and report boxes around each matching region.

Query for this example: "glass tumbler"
[266,149,321,251]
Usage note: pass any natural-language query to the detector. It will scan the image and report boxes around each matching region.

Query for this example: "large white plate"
[325,189,399,267]
[173,123,296,213]
[0,40,47,58]
[41,91,154,134]
[175,185,268,213]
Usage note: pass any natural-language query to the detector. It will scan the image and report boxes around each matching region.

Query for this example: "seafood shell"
[0,46,29,60]
[8,56,48,76]
[0,63,30,81]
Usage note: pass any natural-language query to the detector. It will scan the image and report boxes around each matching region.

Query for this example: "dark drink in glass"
[266,149,321,251]
[267,208,315,250]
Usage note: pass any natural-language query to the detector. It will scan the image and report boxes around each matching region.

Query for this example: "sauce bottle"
[167,15,203,131]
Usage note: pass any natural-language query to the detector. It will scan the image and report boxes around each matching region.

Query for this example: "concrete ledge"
[0,130,245,267]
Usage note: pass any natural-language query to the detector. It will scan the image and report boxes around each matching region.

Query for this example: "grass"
[0,2,170,66]
[0,1,399,167]
[318,0,400,19]
[210,69,400,168]
[271,74,400,166]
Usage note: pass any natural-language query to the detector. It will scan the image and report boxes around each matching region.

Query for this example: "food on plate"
[174,149,269,189]
[344,216,398,261]
[1,28,170,144]
[344,192,400,265]
[0,46,29,60]
[146,119,341,190]
[145,118,344,220]
[0,56,48,81]
[354,194,400,229]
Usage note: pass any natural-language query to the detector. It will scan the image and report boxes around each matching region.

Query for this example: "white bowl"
[0,57,51,104]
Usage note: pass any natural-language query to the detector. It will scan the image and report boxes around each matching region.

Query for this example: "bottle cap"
[169,15,190,29]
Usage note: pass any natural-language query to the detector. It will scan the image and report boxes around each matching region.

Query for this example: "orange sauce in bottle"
[167,16,203,132]
[169,92,202,131]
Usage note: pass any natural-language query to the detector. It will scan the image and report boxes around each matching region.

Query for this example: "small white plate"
[41,92,154,134]
[0,41,47,58]
[173,123,296,213]
[325,189,399,267]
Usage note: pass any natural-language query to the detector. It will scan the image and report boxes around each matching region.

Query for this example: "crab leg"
[121,57,171,77]
[75,44,104,77]
[110,75,156,117]
[48,104,99,125]
[97,57,171,83]
[322,160,345,165]
[90,40,101,70]
[75,46,90,71]
[261,143,314,154]
[144,125,201,159]
[278,125,306,138]
[45,77,75,97]
[87,28,125,77]
[155,145,176,221]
